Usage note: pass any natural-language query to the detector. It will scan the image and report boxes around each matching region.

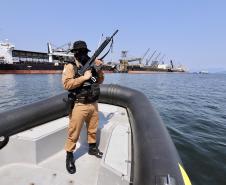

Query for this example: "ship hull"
[0,63,185,74]
[128,70,184,74]
[0,70,62,74]
[127,66,185,73]
[0,62,64,74]
[0,62,118,74]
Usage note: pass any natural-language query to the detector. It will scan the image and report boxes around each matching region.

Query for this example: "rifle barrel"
[79,30,119,76]
[111,30,119,39]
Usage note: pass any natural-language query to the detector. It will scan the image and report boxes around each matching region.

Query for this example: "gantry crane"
[150,52,161,67]
[159,54,166,64]
[170,60,174,69]
[145,50,157,65]
[139,48,150,64]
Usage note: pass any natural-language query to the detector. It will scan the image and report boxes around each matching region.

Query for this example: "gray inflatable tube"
[0,84,189,185]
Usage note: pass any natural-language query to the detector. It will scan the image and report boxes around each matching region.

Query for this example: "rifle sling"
[99,39,114,60]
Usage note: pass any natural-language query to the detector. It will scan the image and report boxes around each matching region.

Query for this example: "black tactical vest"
[68,62,100,103]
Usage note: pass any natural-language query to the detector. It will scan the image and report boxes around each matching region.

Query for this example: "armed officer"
[62,40,104,174]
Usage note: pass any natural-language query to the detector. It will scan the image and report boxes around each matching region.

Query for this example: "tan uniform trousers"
[65,102,99,152]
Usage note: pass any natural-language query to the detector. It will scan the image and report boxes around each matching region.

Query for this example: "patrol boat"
[0,84,191,185]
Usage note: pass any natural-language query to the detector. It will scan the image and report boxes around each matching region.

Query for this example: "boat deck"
[0,104,132,185]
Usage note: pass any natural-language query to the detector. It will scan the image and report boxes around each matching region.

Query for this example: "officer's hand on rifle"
[95,59,103,66]
[83,70,92,80]
[94,59,103,71]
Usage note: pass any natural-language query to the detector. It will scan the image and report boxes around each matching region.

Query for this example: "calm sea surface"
[0,73,226,185]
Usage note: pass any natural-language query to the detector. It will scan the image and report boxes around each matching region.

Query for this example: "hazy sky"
[1,0,226,71]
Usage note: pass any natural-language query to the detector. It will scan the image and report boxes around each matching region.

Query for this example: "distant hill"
[204,68,226,74]
[190,67,226,74]
[215,71,226,74]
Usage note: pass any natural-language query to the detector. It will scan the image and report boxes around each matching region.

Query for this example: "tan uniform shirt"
[62,60,104,90]
[62,60,85,90]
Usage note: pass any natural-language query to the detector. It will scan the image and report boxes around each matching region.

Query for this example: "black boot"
[88,143,103,158]
[66,152,76,174]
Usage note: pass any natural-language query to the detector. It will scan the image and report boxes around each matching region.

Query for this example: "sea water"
[0,73,226,185]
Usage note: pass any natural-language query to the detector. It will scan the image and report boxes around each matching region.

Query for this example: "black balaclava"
[74,49,90,66]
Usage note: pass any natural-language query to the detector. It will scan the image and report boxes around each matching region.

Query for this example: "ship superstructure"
[0,40,15,64]
[0,41,67,74]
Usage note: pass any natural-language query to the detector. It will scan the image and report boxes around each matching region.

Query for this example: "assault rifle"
[78,30,119,82]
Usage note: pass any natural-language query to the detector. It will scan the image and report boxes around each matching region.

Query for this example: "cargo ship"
[0,40,66,74]
[116,50,187,73]
[0,40,116,74]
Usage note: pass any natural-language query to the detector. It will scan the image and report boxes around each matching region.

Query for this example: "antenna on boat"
[97,33,104,49]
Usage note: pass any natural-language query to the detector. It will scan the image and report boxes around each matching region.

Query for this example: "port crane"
[145,50,157,65]
[47,42,73,62]
[159,54,166,64]
[139,48,150,64]
[150,52,161,67]
[170,60,174,69]
[119,48,151,64]
[119,50,140,63]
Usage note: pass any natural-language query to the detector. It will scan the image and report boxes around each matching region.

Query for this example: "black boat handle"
[0,136,9,149]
